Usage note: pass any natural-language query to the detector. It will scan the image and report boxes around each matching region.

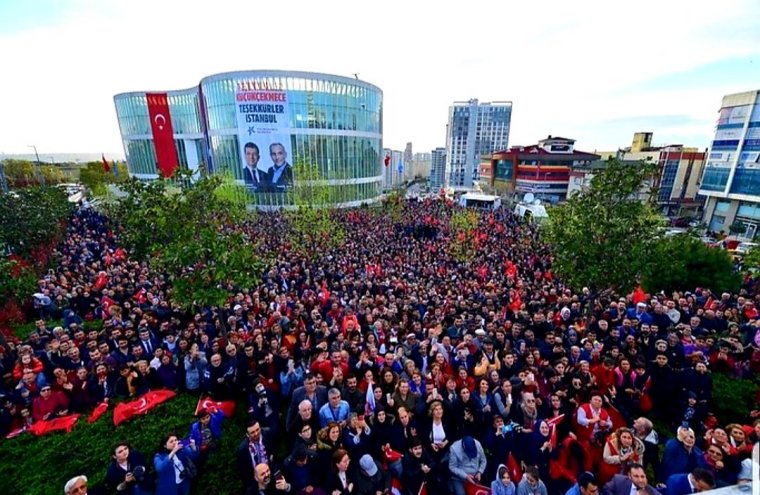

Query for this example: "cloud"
[0,0,758,157]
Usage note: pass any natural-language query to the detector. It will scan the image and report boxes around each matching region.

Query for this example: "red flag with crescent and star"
[146,92,179,178]
[464,480,491,495]
[113,390,176,426]
[28,414,80,436]
[194,396,236,418]
[87,401,110,424]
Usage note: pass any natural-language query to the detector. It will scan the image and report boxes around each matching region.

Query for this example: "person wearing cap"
[352,454,390,495]
[628,303,653,325]
[448,435,487,495]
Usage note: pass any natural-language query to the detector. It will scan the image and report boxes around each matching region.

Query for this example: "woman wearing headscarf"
[523,420,555,483]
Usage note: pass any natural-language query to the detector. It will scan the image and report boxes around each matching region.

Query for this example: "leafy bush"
[642,235,741,295]
[0,393,249,495]
[0,186,72,257]
[711,372,758,425]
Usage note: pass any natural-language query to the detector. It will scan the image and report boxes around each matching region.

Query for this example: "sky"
[0,0,759,159]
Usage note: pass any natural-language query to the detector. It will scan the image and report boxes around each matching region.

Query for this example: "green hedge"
[0,393,248,495]
[711,372,758,425]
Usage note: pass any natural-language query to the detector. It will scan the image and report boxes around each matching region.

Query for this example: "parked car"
[732,242,758,256]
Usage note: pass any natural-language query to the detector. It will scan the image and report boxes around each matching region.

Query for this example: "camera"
[255,383,268,406]
[131,465,146,482]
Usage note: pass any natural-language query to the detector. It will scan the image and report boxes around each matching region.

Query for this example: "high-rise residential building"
[404,143,413,170]
[699,90,760,237]
[430,147,447,190]
[410,152,432,179]
[445,99,512,188]
[382,147,405,190]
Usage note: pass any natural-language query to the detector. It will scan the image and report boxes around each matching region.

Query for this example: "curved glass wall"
[200,71,383,207]
[115,88,203,177]
[115,72,383,207]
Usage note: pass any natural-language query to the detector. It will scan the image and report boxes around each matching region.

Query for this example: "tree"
[1,159,64,187]
[641,235,741,295]
[79,161,127,197]
[109,172,265,309]
[449,208,480,262]
[543,158,664,293]
[0,186,73,257]
[286,158,345,255]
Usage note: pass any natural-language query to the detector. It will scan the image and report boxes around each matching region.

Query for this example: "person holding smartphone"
[154,433,198,495]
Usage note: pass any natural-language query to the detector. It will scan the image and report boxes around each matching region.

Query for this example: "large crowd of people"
[0,199,757,495]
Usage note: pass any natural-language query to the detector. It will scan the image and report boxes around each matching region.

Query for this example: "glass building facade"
[114,71,383,207]
[699,90,760,236]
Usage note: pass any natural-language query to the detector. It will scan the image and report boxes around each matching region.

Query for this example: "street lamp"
[27,144,45,185]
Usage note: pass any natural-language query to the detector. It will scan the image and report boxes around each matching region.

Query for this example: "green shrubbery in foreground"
[0,393,248,494]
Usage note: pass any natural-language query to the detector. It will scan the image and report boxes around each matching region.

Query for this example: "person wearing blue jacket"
[659,428,702,484]
[188,408,225,464]
[153,433,198,495]
[665,468,715,495]
[491,464,516,495]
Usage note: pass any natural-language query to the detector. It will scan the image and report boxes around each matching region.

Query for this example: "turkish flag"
[464,480,491,495]
[632,285,647,305]
[113,390,176,426]
[146,92,179,178]
[384,154,391,167]
[506,452,522,483]
[545,414,564,448]
[102,154,111,173]
[88,401,109,424]
[194,396,236,418]
[28,414,80,436]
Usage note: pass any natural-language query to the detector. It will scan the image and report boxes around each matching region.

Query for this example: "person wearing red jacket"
[311,350,349,383]
[32,385,70,422]
[591,358,617,396]
[12,353,45,381]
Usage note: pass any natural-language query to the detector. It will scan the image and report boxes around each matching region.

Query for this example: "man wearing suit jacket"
[665,469,715,495]
[604,464,662,495]
[286,373,328,432]
[137,327,160,356]
[243,142,270,192]
[266,142,293,192]
[237,419,275,489]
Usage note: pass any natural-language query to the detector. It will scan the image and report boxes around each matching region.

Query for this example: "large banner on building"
[235,81,293,193]
[146,92,179,178]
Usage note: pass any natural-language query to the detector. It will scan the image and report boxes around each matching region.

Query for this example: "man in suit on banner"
[267,142,293,192]
[243,142,270,192]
